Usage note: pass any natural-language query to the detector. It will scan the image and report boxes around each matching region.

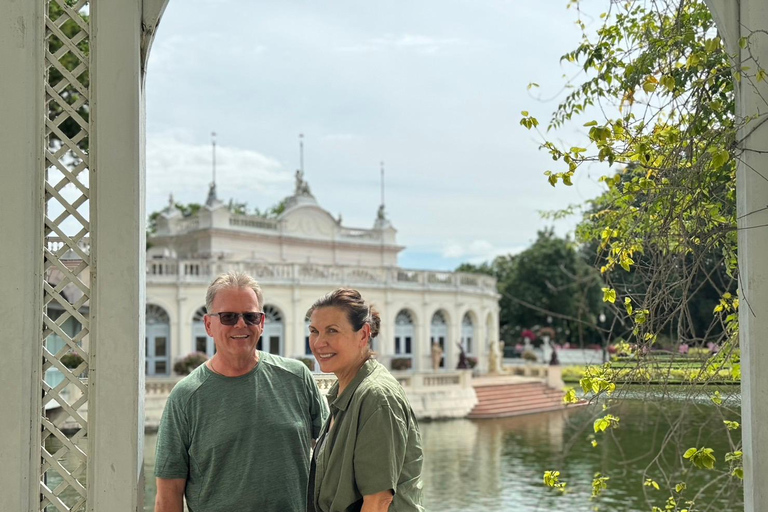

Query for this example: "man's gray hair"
[205,271,264,313]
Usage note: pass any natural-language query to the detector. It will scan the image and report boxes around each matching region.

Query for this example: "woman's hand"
[361,490,394,511]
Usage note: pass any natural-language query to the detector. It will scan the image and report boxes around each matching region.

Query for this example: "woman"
[307,288,424,512]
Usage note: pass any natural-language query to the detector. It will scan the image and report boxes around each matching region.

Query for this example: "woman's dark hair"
[307,288,381,342]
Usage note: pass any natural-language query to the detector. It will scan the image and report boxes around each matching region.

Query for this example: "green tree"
[524,0,749,507]
[48,1,90,152]
[458,230,603,346]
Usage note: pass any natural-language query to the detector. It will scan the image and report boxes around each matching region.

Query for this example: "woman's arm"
[361,490,394,512]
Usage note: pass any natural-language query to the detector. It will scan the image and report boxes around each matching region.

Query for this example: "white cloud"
[441,240,524,262]
[146,133,292,214]
[338,34,466,55]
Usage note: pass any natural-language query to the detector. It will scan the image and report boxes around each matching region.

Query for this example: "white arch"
[146,304,171,376]
[394,309,416,356]
[461,311,475,355]
[261,304,284,355]
[191,306,214,357]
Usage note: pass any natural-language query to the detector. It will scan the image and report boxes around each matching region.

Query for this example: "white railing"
[390,370,472,390]
[145,370,471,399]
[46,236,91,257]
[146,259,498,294]
[229,215,279,230]
[339,227,381,241]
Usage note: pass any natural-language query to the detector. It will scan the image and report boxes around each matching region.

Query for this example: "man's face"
[204,287,264,361]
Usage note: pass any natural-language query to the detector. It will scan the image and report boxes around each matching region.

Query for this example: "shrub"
[522,350,538,362]
[173,352,208,375]
[60,352,84,369]
[297,357,315,372]
[390,357,412,371]
[467,356,478,369]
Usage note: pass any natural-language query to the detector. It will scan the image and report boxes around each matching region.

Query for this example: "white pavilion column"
[705,1,768,510]
[734,5,768,512]
[87,0,152,509]
[0,1,45,509]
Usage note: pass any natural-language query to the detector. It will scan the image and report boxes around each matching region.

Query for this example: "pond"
[46,391,744,511]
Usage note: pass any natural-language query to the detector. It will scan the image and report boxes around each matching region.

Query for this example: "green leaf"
[583,120,598,127]
[683,448,698,459]
[642,81,657,93]
[739,37,748,49]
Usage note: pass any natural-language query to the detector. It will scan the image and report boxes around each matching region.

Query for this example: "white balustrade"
[146,259,497,294]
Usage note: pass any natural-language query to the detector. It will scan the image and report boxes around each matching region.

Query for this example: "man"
[155,271,328,512]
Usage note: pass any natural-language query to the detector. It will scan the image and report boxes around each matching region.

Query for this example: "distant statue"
[294,169,312,196]
[377,204,386,220]
[431,342,443,371]
[456,342,469,369]
[548,338,560,366]
[488,340,502,374]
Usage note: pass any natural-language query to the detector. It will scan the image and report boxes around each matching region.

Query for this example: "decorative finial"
[211,131,217,186]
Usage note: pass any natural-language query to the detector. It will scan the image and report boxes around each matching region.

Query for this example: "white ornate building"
[144,173,499,375]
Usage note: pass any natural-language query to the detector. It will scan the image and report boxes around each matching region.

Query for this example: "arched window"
[260,305,283,355]
[430,311,448,368]
[394,310,414,356]
[146,304,170,376]
[462,312,475,354]
[192,306,215,357]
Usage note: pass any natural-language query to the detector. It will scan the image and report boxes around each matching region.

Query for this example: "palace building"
[144,171,500,375]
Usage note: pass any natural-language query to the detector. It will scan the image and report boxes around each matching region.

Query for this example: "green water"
[47,392,744,511]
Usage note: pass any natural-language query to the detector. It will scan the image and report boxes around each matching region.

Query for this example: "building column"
[0,1,45,508]
[704,1,768,510]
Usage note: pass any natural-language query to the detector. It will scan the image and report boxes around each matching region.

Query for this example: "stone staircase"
[468,379,569,419]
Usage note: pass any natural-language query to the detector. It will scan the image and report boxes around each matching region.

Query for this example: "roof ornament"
[294,134,314,198]
[374,161,392,229]
[206,131,223,207]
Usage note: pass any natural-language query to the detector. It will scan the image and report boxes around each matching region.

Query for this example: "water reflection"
[135,397,741,511]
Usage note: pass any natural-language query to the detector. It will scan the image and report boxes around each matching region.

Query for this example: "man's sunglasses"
[209,312,265,326]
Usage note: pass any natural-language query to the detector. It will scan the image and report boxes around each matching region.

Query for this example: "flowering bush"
[173,352,208,375]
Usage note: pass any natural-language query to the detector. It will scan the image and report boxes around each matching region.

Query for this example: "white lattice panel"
[41,1,91,510]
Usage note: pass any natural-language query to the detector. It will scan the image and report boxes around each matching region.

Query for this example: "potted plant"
[173,352,209,375]
[390,357,412,371]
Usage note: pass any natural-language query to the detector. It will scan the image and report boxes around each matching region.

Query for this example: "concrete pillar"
[0,1,45,509]
[704,1,768,510]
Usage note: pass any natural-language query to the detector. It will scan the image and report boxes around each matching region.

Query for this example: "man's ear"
[204,315,213,336]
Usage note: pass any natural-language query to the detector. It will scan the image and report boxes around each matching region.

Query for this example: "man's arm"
[155,478,186,512]
[361,490,394,512]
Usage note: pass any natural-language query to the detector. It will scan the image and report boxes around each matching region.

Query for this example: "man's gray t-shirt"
[155,352,329,512]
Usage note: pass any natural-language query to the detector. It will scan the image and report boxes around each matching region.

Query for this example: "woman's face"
[308,306,369,376]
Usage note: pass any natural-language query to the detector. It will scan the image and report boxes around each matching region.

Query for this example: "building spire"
[380,160,385,209]
[206,131,221,207]
[299,133,304,174]
[375,161,389,226]
[211,131,217,186]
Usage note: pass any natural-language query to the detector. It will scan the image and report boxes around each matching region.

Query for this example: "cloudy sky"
[145,0,609,270]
